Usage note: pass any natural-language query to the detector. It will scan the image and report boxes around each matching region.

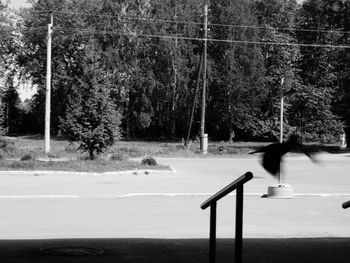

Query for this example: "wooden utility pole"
[200,4,208,154]
[45,13,53,154]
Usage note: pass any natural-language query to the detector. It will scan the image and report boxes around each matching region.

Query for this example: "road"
[0,153,349,239]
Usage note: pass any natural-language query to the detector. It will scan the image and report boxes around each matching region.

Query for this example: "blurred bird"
[250,134,317,177]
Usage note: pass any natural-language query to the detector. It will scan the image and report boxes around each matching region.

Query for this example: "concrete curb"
[0,167,175,176]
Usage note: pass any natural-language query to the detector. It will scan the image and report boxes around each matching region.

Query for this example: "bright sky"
[6,0,32,9]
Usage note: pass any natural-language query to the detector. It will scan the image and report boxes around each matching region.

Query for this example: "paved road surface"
[0,153,349,239]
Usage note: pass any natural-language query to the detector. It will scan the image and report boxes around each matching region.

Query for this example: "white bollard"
[341,133,347,149]
[201,133,208,154]
[267,184,294,199]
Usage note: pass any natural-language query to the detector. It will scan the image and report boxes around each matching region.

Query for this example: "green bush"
[141,156,157,166]
[0,137,15,153]
[21,153,35,161]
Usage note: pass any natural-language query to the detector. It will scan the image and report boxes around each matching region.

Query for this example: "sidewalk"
[1,238,350,263]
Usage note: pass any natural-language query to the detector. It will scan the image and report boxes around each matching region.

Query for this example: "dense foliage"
[1,0,350,151]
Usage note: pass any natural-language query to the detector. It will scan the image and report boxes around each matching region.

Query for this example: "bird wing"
[262,151,282,177]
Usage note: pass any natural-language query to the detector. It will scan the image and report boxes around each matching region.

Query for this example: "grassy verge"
[0,135,346,172]
[0,159,169,172]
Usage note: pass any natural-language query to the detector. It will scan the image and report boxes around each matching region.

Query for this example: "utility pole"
[280,77,284,144]
[279,77,285,185]
[45,13,53,154]
[171,3,178,138]
[200,4,208,154]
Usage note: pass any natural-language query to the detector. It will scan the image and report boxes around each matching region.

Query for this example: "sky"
[5,0,32,9]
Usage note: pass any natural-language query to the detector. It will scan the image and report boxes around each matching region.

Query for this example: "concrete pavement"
[0,153,349,262]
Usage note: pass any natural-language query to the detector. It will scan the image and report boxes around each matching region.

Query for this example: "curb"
[0,167,176,176]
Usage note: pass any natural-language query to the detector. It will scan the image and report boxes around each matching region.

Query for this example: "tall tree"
[295,0,345,142]
[0,2,22,135]
[254,0,302,141]
[207,0,266,140]
[60,38,122,159]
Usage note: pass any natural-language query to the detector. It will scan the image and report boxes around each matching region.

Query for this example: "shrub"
[21,153,35,161]
[141,156,157,166]
[0,137,15,153]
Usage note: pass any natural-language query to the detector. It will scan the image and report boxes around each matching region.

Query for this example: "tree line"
[1,0,350,151]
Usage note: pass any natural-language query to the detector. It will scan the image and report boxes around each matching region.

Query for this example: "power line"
[31,9,350,35]
[209,22,350,35]
[54,27,350,49]
[32,10,202,27]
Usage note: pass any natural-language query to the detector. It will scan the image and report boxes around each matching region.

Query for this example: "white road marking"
[0,193,349,199]
[0,195,80,199]
[115,193,350,198]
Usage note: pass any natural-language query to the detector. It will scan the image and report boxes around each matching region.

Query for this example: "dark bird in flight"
[250,134,316,177]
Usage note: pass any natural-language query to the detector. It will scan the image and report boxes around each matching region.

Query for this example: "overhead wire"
[52,26,350,49]
[30,9,350,35]
[17,10,350,49]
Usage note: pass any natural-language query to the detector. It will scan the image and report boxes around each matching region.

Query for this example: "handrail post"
[235,185,244,263]
[343,200,350,209]
[209,202,217,263]
[201,172,253,263]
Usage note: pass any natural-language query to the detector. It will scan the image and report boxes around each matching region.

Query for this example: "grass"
[0,135,172,172]
[0,135,346,172]
[0,159,167,172]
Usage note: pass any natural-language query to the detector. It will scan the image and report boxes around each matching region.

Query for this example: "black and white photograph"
[0,0,350,262]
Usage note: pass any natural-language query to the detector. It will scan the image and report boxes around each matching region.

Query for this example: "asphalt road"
[0,153,349,239]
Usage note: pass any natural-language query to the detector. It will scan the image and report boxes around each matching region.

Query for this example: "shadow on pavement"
[1,238,350,263]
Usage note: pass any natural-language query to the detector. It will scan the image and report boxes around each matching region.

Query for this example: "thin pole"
[200,4,208,152]
[235,185,244,263]
[279,77,284,185]
[279,96,284,186]
[185,53,203,147]
[280,96,284,144]
[45,13,53,154]
[209,202,217,263]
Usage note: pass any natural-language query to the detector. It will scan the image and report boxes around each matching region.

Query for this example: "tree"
[0,2,26,135]
[60,39,122,159]
[207,0,266,140]
[295,0,345,142]
[2,72,23,134]
[254,0,302,141]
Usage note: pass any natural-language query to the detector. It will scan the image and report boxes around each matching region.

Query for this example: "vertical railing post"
[209,202,217,263]
[201,172,253,263]
[235,185,244,263]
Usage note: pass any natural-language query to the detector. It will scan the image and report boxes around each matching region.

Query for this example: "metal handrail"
[201,171,253,263]
[342,200,350,209]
